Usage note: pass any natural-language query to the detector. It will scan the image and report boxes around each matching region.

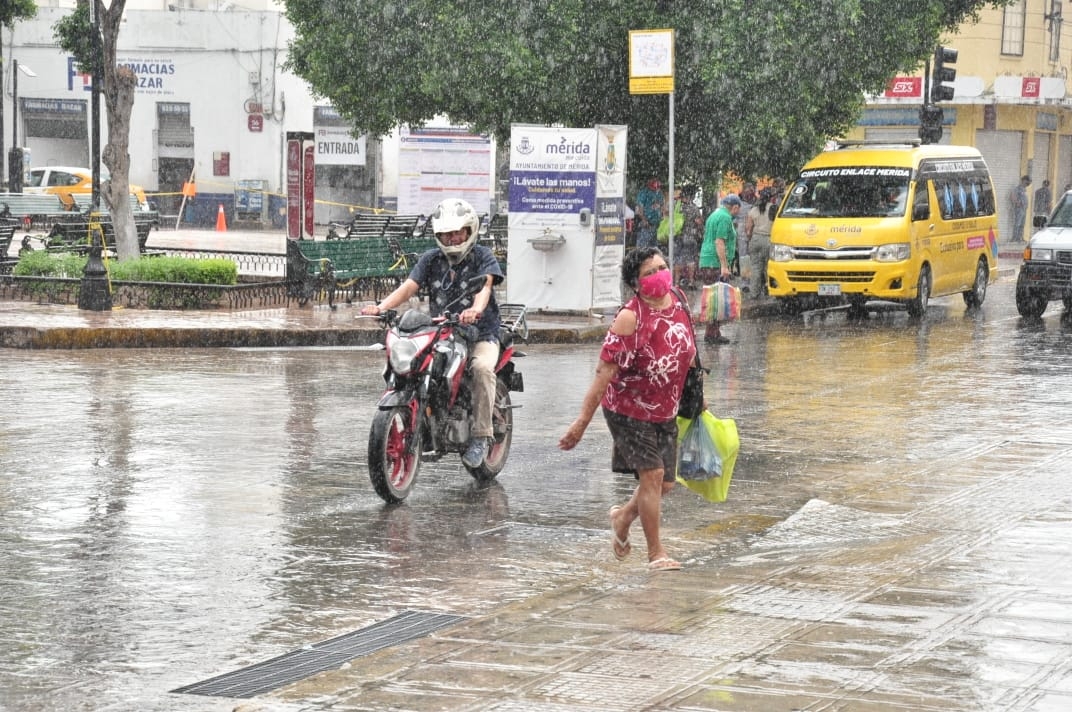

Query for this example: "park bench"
[325,212,393,240]
[0,218,20,273]
[326,212,427,241]
[71,193,161,225]
[45,214,158,254]
[0,193,70,229]
[486,213,508,259]
[286,237,408,308]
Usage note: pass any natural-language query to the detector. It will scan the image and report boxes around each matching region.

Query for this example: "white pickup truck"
[1016,192,1072,318]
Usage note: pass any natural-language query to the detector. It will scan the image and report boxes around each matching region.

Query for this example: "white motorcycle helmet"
[431,198,480,265]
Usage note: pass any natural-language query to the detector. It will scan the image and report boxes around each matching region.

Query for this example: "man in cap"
[698,194,741,344]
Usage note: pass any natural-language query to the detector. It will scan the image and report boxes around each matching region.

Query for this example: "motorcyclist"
[361,198,504,468]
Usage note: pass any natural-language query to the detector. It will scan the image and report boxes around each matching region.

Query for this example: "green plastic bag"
[675,411,739,502]
[656,201,685,245]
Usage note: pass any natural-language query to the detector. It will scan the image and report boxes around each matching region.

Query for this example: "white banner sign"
[315,126,367,166]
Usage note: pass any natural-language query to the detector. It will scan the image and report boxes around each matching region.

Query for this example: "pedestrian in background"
[675,184,703,288]
[745,187,777,300]
[635,177,665,248]
[1034,179,1053,222]
[699,194,741,344]
[1009,175,1031,242]
[732,182,756,275]
[559,246,697,572]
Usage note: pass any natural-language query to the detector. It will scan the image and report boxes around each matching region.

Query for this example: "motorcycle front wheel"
[465,378,513,483]
[368,405,423,503]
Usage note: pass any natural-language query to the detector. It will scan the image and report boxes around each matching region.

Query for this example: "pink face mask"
[638,268,672,299]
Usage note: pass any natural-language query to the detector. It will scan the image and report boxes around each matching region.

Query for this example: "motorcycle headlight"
[770,244,794,262]
[1029,247,1054,262]
[388,339,420,374]
[875,243,911,262]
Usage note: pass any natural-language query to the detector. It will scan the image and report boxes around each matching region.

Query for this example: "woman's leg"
[623,467,674,563]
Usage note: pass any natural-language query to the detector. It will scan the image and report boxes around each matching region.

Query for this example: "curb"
[0,321,612,349]
[0,326,387,350]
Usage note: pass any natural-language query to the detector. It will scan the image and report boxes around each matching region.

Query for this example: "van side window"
[940,181,955,220]
[912,180,930,221]
[979,178,996,216]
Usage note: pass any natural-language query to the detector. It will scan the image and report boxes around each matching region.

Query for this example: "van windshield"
[779,167,912,218]
[1047,194,1072,228]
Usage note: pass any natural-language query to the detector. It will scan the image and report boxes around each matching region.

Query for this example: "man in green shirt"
[699,194,741,344]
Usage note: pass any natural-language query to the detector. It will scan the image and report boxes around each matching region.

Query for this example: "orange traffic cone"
[215,204,227,232]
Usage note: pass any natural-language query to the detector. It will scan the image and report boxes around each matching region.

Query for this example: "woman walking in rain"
[559,246,698,571]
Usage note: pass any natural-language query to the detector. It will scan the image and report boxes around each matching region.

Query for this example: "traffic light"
[919,104,944,144]
[931,45,957,102]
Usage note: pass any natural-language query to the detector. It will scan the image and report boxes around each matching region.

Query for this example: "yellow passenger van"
[767,140,999,317]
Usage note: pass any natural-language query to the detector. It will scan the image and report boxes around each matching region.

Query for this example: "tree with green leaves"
[285,0,1010,185]
[54,0,139,260]
[0,0,38,188]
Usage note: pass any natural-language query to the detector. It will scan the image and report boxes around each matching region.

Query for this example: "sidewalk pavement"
[0,227,1024,349]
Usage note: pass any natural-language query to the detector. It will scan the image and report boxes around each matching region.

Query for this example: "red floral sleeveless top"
[599,293,697,422]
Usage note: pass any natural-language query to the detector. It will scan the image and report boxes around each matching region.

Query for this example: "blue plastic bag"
[675,411,739,502]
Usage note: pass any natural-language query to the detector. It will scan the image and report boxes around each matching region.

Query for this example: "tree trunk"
[99,0,138,260]
[103,66,137,259]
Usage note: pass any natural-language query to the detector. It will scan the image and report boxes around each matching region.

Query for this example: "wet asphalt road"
[4,277,1072,710]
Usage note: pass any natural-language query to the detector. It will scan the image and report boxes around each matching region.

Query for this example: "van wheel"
[1015,272,1048,318]
[846,296,869,319]
[778,296,803,315]
[962,258,988,308]
[905,265,931,318]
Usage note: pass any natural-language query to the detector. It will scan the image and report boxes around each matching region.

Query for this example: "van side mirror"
[1033,214,1048,229]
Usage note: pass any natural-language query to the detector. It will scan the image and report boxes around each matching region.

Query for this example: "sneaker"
[462,437,489,468]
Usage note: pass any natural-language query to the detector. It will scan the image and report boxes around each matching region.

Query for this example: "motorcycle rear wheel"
[465,378,513,482]
[368,405,423,503]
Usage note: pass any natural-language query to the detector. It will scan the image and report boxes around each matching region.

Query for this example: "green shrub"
[13,251,87,278]
[108,257,237,285]
[13,253,237,285]
[11,252,238,308]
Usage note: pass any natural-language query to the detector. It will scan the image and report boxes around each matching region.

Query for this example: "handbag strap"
[671,286,704,371]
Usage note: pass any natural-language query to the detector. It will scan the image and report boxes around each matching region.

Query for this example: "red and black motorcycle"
[366,278,527,503]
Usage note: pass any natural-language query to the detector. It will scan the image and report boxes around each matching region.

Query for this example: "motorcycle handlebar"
[369,306,526,340]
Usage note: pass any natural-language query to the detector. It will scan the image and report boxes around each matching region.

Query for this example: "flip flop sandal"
[648,557,682,572]
[608,506,631,561]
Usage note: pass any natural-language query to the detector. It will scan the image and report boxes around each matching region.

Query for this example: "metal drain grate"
[172,610,467,698]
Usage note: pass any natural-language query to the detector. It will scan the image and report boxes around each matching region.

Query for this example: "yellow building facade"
[851,1,1069,241]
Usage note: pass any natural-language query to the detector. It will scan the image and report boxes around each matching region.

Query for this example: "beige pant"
[470,340,498,438]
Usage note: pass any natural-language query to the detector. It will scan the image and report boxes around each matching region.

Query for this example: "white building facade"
[6,5,402,228]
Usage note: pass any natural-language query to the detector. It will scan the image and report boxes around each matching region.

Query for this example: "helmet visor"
[436,228,470,246]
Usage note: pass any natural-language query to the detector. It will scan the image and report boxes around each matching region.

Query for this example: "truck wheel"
[905,265,931,318]
[1015,272,1048,319]
[846,296,869,319]
[777,296,803,315]
[962,258,988,308]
